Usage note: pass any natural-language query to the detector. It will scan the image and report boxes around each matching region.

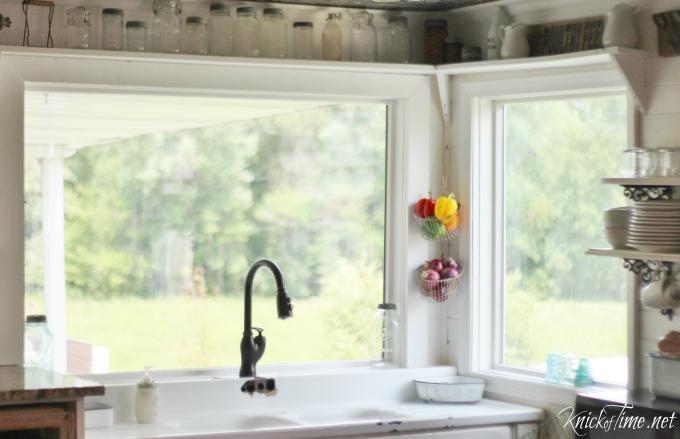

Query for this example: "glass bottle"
[293,22,313,60]
[209,3,233,56]
[322,13,342,61]
[66,7,91,49]
[151,0,182,54]
[424,18,448,64]
[371,303,399,367]
[184,16,208,55]
[126,21,148,52]
[386,16,410,63]
[233,7,258,57]
[259,8,286,59]
[350,11,377,62]
[24,315,54,371]
[102,8,124,51]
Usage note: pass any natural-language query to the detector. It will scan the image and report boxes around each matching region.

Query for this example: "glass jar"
[184,16,208,55]
[424,18,448,64]
[322,13,342,61]
[371,303,399,367]
[259,8,286,59]
[209,3,232,56]
[102,8,124,51]
[24,315,54,371]
[151,0,182,54]
[620,148,643,177]
[386,16,410,63]
[234,7,259,57]
[350,11,377,62]
[126,21,148,52]
[66,7,91,49]
[293,22,313,60]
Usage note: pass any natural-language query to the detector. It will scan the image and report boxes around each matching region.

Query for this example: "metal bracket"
[622,185,672,201]
[623,259,672,284]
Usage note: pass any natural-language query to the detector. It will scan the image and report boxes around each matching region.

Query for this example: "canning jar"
[259,8,286,58]
[24,315,54,371]
[184,16,208,54]
[322,13,342,61]
[66,7,91,49]
[102,8,124,50]
[151,0,182,53]
[293,22,313,59]
[126,21,147,52]
[234,7,259,57]
[350,11,376,62]
[424,18,448,64]
[209,3,232,56]
[370,303,399,368]
[386,16,410,63]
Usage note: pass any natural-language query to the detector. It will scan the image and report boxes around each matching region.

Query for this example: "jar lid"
[126,20,147,29]
[293,21,313,28]
[424,18,447,30]
[210,3,229,13]
[26,315,47,323]
[263,7,283,17]
[186,16,207,25]
[388,16,407,25]
[236,6,255,14]
[102,8,123,15]
[377,303,397,310]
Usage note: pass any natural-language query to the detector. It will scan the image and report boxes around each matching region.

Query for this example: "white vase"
[486,6,508,60]
[499,24,529,59]
[603,3,638,49]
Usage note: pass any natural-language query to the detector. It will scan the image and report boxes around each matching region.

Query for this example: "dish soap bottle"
[135,367,159,424]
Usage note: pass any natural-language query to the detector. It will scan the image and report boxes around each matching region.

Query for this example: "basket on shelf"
[417,264,463,303]
[414,213,460,241]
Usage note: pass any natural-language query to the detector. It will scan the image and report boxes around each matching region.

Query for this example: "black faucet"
[239,259,293,378]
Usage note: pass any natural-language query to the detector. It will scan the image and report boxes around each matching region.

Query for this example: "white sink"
[232,415,301,430]
[287,406,410,425]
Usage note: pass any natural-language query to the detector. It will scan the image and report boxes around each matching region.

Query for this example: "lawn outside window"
[454,67,636,403]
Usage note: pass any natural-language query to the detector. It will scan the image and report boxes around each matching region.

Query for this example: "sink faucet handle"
[252,327,264,335]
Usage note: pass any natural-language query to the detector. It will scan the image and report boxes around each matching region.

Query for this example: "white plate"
[634,201,680,206]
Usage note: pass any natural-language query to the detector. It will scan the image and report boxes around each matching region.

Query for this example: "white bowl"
[414,376,485,403]
[605,227,629,249]
[604,207,631,228]
[649,353,680,400]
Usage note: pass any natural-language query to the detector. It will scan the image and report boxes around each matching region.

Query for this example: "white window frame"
[0,47,444,377]
[452,66,638,406]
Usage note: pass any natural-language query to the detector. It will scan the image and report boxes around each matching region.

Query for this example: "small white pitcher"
[499,24,529,59]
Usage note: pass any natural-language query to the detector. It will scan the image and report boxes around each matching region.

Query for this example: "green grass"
[505,293,627,368]
[27,292,626,373]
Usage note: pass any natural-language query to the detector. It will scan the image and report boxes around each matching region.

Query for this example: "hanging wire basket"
[413,213,460,242]
[417,268,463,303]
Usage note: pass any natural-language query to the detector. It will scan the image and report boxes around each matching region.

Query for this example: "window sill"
[468,369,625,408]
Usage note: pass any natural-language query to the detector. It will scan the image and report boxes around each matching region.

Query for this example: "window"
[24,89,388,373]
[492,94,629,384]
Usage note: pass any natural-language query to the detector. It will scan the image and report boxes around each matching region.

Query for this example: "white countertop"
[86,398,544,439]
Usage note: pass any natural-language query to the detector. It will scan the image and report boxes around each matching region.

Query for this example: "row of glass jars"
[65,2,411,63]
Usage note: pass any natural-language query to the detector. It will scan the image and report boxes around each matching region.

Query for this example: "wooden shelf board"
[587,248,680,263]
[602,177,680,186]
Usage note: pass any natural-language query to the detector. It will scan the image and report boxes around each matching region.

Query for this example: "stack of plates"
[628,201,680,252]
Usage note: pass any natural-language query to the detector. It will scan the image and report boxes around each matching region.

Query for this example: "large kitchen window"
[24,89,388,373]
[493,94,629,384]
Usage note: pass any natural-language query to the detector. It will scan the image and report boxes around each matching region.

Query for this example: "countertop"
[0,366,105,403]
[86,398,544,439]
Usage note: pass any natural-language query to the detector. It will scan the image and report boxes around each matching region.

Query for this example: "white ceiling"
[24,87,331,153]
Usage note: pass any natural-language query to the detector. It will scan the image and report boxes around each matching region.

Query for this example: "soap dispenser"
[135,367,159,424]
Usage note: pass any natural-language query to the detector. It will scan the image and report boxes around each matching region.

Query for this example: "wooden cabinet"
[0,402,83,439]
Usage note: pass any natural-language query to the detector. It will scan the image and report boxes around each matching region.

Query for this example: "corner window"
[493,94,629,384]
[24,89,388,373]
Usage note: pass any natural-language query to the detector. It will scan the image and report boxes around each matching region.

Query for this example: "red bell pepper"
[415,197,436,218]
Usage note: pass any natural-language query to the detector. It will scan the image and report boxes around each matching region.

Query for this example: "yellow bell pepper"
[435,195,459,225]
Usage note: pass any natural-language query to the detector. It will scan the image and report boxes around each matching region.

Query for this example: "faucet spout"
[239,259,293,378]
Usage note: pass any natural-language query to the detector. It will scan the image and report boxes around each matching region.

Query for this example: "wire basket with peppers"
[418,257,463,303]
[413,193,460,241]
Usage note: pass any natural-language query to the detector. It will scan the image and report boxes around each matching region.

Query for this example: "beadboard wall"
[638,55,680,388]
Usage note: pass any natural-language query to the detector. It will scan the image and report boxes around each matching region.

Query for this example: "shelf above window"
[587,248,680,263]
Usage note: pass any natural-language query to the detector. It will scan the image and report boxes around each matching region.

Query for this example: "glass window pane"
[502,95,628,384]
[25,91,387,373]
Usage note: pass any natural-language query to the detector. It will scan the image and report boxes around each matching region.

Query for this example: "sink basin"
[232,415,301,430]
[291,407,409,425]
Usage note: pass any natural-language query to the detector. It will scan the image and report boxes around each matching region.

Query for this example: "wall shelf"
[602,177,680,186]
[587,248,680,264]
